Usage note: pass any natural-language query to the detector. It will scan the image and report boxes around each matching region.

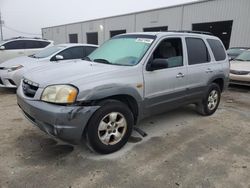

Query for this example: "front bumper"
[17,93,100,144]
[229,73,250,86]
[0,70,18,88]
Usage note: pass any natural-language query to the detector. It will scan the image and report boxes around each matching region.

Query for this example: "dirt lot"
[0,86,250,188]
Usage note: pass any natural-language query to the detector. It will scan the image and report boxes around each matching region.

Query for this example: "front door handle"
[176,72,185,78]
[206,68,213,73]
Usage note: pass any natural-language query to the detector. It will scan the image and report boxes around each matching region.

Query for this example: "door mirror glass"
[0,46,5,50]
[147,59,169,71]
[55,55,64,61]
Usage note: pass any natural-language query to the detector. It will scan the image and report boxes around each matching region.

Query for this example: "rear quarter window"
[207,39,226,61]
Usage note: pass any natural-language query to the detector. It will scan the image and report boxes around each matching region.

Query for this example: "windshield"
[227,48,245,55]
[234,51,250,61]
[31,45,64,58]
[88,35,155,66]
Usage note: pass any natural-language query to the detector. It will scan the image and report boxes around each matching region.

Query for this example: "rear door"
[185,37,214,98]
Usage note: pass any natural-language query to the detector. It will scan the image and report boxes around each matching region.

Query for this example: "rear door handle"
[206,68,213,73]
[176,72,185,78]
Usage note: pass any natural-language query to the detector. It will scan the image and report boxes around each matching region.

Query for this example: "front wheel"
[196,83,221,116]
[86,100,134,154]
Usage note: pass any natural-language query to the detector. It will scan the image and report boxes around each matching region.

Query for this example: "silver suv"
[17,32,229,154]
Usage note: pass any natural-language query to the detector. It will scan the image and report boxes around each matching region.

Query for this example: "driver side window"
[152,38,183,69]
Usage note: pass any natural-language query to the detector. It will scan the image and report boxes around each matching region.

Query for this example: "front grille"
[22,79,39,98]
[230,70,250,75]
[0,77,3,85]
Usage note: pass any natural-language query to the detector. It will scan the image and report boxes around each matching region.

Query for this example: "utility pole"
[0,11,3,40]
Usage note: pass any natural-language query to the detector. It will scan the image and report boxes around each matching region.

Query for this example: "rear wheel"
[86,100,133,154]
[196,83,221,116]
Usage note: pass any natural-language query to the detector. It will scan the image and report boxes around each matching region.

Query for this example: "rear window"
[207,39,226,61]
[24,40,50,49]
[186,38,210,65]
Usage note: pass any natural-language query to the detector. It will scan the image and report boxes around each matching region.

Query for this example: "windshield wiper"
[82,56,92,61]
[28,54,36,58]
[29,54,40,59]
[93,58,113,65]
[234,58,245,61]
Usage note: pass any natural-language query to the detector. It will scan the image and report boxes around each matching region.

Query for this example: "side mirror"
[228,57,233,61]
[55,55,64,61]
[0,46,5,50]
[147,59,169,71]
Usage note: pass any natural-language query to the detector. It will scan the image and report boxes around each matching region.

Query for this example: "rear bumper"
[17,93,100,144]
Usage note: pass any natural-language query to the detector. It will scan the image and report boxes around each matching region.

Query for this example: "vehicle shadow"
[229,84,250,92]
[15,130,75,165]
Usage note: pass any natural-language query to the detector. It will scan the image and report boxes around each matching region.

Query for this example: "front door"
[143,37,187,116]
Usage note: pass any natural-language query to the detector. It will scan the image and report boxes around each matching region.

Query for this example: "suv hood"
[230,61,250,72]
[23,60,130,88]
[0,56,45,68]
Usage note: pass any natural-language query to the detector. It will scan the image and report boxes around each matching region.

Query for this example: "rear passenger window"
[207,39,226,61]
[24,40,50,49]
[186,38,210,65]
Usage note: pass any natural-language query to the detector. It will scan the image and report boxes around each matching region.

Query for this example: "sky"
[0,0,197,39]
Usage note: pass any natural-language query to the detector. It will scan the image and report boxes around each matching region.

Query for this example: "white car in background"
[230,49,250,86]
[0,43,98,88]
[0,37,54,63]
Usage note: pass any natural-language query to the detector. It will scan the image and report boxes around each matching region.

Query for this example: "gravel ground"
[0,86,250,188]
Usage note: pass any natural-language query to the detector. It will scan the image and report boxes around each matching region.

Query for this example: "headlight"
[7,65,24,72]
[41,85,78,104]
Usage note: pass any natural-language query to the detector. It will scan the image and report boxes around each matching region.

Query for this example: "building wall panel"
[66,23,83,43]
[42,0,250,48]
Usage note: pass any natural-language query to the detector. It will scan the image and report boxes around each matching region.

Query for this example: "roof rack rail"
[167,30,214,35]
[4,36,48,41]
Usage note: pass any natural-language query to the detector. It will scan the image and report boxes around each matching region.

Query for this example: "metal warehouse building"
[42,0,250,49]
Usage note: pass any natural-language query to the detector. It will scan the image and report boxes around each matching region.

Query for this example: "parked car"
[17,32,229,154]
[0,37,54,64]
[227,47,249,60]
[0,43,98,88]
[230,49,250,86]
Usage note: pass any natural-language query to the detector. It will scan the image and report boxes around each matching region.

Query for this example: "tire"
[86,99,134,154]
[196,83,221,116]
